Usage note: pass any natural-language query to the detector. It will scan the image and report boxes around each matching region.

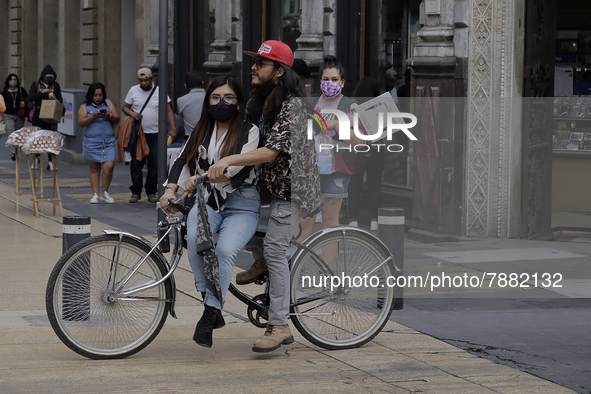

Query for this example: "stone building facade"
[0,0,558,240]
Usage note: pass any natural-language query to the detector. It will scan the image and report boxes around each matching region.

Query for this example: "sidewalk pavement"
[0,152,579,392]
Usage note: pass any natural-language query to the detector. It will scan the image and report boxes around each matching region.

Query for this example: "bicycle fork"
[102,221,182,317]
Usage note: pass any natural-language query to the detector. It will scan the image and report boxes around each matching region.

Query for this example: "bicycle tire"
[46,234,172,359]
[290,227,395,350]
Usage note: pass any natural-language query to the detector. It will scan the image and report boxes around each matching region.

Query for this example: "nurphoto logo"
[307,109,418,153]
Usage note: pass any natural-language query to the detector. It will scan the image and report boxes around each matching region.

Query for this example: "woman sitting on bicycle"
[159,76,261,348]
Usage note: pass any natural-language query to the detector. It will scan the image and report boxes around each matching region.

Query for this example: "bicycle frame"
[102,216,184,318]
[101,217,397,324]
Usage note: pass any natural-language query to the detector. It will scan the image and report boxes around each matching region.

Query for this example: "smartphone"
[100,109,107,113]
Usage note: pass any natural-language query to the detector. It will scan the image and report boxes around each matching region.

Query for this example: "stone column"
[6,0,21,80]
[81,0,99,86]
[203,0,239,80]
[21,0,39,85]
[406,0,468,242]
[465,0,524,238]
[143,0,160,69]
[293,0,333,92]
[136,0,174,92]
[38,0,59,72]
[97,0,122,106]
[58,0,81,88]
[294,0,324,65]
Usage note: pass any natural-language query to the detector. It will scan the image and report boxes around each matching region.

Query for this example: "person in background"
[78,82,121,204]
[347,76,385,231]
[122,67,176,203]
[26,64,63,170]
[0,94,5,139]
[292,59,311,80]
[385,68,399,105]
[292,58,312,96]
[177,71,206,140]
[2,74,28,161]
[397,69,411,98]
[297,55,364,242]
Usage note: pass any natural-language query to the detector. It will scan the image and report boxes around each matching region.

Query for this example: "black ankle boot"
[193,305,222,348]
[200,292,225,329]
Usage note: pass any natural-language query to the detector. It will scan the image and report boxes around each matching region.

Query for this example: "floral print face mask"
[320,81,342,98]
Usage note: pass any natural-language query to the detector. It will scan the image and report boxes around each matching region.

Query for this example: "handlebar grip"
[196,168,227,184]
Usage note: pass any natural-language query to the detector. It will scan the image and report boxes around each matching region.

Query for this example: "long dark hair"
[85,82,107,106]
[3,73,21,92]
[247,61,303,128]
[186,76,245,175]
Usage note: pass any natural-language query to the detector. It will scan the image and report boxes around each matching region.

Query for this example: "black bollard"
[62,216,91,253]
[378,207,404,310]
[62,216,91,321]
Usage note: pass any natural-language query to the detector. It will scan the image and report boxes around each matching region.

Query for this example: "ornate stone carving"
[467,0,493,237]
[467,0,517,238]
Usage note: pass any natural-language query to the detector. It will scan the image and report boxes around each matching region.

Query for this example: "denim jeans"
[186,184,261,310]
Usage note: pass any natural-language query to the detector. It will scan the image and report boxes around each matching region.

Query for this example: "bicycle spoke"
[47,235,170,359]
[290,229,394,349]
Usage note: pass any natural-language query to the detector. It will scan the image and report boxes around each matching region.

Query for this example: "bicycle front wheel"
[290,227,396,349]
[46,234,172,359]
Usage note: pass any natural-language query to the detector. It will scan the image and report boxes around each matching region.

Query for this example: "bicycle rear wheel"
[46,234,172,359]
[290,227,396,349]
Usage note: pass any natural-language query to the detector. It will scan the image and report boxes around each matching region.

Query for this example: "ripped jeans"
[320,172,351,198]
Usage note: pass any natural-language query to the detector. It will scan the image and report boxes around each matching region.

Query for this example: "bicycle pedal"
[254,275,268,285]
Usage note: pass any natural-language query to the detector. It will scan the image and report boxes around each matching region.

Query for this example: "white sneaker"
[90,194,99,204]
[47,161,54,171]
[100,191,115,204]
[31,157,40,170]
[370,220,378,231]
[348,220,359,227]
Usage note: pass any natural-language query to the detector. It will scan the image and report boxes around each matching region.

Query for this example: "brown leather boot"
[236,257,268,285]
[252,324,294,353]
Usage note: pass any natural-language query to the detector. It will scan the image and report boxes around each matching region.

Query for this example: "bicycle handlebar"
[165,170,226,217]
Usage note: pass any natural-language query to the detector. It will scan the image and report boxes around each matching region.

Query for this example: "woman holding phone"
[78,82,120,204]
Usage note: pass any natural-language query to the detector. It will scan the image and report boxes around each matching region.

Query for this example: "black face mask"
[209,100,238,123]
[140,84,152,91]
[254,79,277,100]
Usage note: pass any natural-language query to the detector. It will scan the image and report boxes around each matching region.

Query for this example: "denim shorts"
[320,172,351,198]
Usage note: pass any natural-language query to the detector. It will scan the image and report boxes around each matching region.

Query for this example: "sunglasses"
[252,59,275,69]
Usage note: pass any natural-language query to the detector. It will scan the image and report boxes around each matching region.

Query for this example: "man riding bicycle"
[208,40,321,353]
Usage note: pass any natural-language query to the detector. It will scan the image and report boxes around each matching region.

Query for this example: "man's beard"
[140,84,152,91]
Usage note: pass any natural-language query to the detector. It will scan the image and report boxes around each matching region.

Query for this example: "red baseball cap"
[244,40,294,67]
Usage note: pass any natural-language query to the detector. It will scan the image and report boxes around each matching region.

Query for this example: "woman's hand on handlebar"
[208,158,230,181]
[159,187,177,209]
[183,172,208,194]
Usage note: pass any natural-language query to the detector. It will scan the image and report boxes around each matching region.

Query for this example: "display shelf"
[554,117,591,121]
[552,150,591,158]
